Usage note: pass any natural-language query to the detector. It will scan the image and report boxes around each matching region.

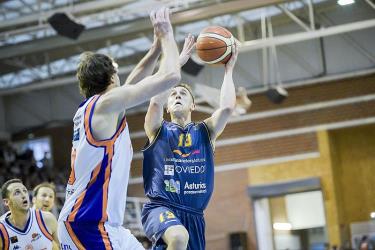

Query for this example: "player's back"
[59,95,133,226]
[0,208,53,249]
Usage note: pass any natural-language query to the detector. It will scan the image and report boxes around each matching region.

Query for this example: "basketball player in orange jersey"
[57,7,181,250]
[141,42,239,250]
[0,179,59,250]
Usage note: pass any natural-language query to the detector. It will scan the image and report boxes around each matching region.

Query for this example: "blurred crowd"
[0,142,67,192]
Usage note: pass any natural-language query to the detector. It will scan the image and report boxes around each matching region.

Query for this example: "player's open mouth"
[175,101,182,106]
[22,200,28,206]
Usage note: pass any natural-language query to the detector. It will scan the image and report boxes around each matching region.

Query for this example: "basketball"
[196,26,234,65]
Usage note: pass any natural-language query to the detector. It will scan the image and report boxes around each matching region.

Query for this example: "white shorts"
[58,221,144,250]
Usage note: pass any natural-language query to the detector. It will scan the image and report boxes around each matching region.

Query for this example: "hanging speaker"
[47,12,85,40]
[266,86,288,104]
[181,58,204,76]
[229,232,248,250]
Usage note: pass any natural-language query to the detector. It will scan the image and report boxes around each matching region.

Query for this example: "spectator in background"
[360,235,374,250]
[32,182,56,213]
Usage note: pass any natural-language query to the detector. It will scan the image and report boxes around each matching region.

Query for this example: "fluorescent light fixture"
[337,0,355,5]
[273,222,292,231]
[371,212,375,219]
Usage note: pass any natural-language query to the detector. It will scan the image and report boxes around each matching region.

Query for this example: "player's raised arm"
[124,27,162,85]
[144,34,195,142]
[204,42,239,143]
[96,7,181,114]
[41,211,60,250]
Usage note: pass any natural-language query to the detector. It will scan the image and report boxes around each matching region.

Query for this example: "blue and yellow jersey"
[142,121,214,211]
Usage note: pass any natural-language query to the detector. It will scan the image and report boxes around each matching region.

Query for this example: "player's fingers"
[150,10,156,25]
[156,7,165,22]
[188,34,195,46]
[164,7,170,23]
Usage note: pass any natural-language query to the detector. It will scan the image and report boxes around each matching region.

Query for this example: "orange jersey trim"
[35,210,53,241]
[98,222,112,250]
[70,95,128,223]
[64,222,86,250]
[83,95,127,148]
[67,160,102,222]
[0,223,9,250]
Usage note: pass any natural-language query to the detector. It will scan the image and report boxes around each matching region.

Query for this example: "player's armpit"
[204,107,233,142]
[41,211,60,249]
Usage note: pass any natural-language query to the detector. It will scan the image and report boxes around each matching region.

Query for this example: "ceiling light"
[337,0,355,6]
[273,223,292,231]
[371,212,375,219]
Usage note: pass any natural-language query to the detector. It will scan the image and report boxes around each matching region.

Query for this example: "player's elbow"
[221,106,235,116]
[164,71,181,86]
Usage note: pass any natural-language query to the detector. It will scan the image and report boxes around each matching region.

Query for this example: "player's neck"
[171,114,192,127]
[9,208,30,229]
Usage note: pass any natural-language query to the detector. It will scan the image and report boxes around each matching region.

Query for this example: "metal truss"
[0,0,374,93]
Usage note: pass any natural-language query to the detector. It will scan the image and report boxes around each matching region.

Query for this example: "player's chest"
[7,232,50,250]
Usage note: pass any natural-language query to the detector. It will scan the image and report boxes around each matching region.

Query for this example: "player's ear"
[190,102,196,112]
[3,198,10,207]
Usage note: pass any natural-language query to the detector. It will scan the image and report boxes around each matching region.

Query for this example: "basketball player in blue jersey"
[0,179,59,250]
[138,38,239,249]
[57,7,181,250]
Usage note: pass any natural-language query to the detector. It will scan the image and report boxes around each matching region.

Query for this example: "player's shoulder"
[0,211,10,222]
[40,210,56,221]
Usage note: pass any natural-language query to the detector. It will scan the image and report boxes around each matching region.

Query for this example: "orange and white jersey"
[0,208,53,250]
[58,95,133,226]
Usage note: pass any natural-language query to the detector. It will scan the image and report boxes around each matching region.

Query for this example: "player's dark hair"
[1,179,23,199]
[77,52,117,98]
[33,182,56,197]
[174,83,195,103]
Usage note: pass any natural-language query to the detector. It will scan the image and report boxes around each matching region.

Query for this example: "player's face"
[167,87,194,115]
[4,183,30,212]
[33,187,55,212]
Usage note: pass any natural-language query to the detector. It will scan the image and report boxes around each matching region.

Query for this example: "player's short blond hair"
[174,83,195,103]
[33,182,56,197]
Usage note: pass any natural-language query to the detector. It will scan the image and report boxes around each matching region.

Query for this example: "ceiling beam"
[241,18,375,52]
[0,0,137,32]
[0,0,287,60]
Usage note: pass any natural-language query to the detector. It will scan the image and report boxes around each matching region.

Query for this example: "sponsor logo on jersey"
[12,245,20,250]
[164,165,174,176]
[172,149,200,158]
[164,165,205,176]
[25,244,33,250]
[164,179,180,194]
[183,181,207,195]
[61,244,73,250]
[10,236,18,243]
[31,232,41,242]
[175,165,205,174]
[72,129,80,141]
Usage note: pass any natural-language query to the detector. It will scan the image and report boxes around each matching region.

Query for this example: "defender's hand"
[150,7,173,39]
[179,33,195,67]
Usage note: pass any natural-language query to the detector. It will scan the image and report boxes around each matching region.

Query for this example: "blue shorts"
[141,201,205,250]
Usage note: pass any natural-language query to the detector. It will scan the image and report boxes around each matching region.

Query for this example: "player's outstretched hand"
[150,7,173,40]
[225,41,239,72]
[179,33,195,67]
